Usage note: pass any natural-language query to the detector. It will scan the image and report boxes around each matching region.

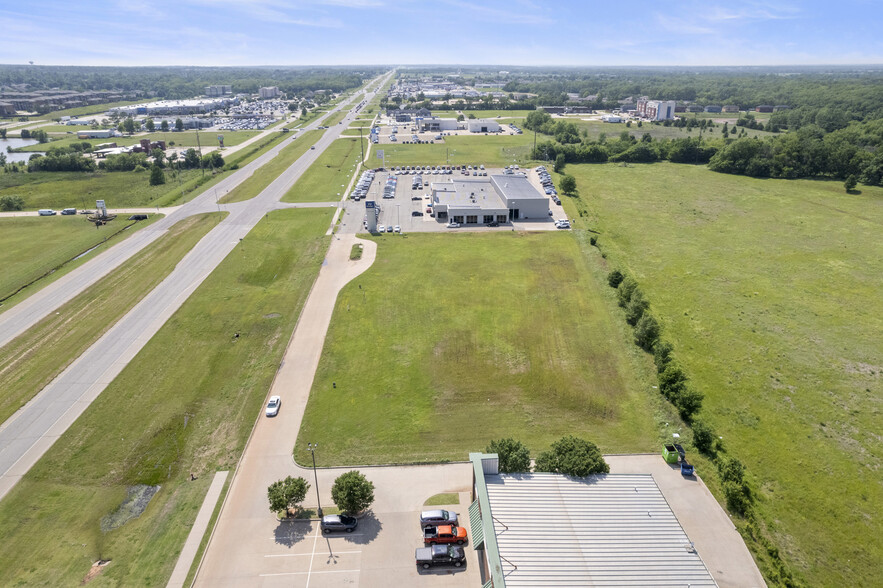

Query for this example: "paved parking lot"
[255,499,480,587]
[337,166,565,235]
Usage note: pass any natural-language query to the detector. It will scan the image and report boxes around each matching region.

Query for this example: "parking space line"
[265,550,361,558]
[259,570,361,577]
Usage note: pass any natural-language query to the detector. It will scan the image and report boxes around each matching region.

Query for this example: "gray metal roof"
[485,472,717,587]
[491,174,548,202]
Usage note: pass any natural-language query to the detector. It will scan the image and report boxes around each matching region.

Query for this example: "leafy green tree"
[0,128,6,139]
[148,164,166,186]
[652,340,674,372]
[0,153,5,166]
[151,148,165,167]
[624,289,649,325]
[675,385,703,419]
[267,476,309,515]
[634,313,660,351]
[844,175,857,192]
[486,438,531,473]
[331,471,375,514]
[456,114,465,121]
[145,118,155,132]
[175,118,184,132]
[0,195,25,211]
[554,153,566,173]
[534,435,609,477]
[123,117,136,135]
[20,129,30,139]
[183,148,201,169]
[616,277,638,307]
[160,120,169,132]
[559,174,576,194]
[691,419,715,454]
[607,269,624,288]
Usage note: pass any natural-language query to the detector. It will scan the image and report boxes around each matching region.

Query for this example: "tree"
[486,438,531,473]
[20,128,30,139]
[183,148,201,169]
[624,289,649,325]
[149,164,166,186]
[534,435,609,477]
[175,118,184,132]
[0,128,6,139]
[0,153,5,166]
[844,174,857,192]
[554,153,566,173]
[123,117,136,135]
[634,313,661,350]
[691,419,715,454]
[559,174,576,194]
[616,277,638,307]
[456,114,465,122]
[331,470,375,515]
[607,269,624,288]
[160,120,169,132]
[0,195,25,211]
[145,118,155,132]
[267,476,309,515]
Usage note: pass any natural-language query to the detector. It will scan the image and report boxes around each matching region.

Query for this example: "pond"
[1,137,45,163]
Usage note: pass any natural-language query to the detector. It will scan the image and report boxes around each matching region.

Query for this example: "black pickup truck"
[415,544,466,569]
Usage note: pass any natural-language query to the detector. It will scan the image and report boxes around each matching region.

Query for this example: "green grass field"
[0,215,152,303]
[324,111,347,127]
[379,134,536,168]
[295,232,659,466]
[282,137,367,203]
[551,119,774,141]
[219,129,322,203]
[0,208,332,586]
[563,162,883,587]
[14,130,260,152]
[0,213,221,424]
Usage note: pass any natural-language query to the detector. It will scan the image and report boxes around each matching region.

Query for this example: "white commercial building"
[110,97,239,116]
[417,116,460,132]
[468,453,717,588]
[430,174,549,224]
[467,119,501,133]
[259,86,281,99]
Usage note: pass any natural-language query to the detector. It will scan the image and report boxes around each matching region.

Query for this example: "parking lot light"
[307,443,322,518]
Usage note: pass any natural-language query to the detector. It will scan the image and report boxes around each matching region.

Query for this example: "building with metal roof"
[430,174,549,225]
[468,453,717,588]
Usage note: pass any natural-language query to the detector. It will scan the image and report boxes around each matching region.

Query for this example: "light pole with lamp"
[307,443,323,517]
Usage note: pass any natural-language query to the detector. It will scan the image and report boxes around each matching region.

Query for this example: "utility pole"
[307,443,322,517]
[196,128,204,177]
[359,126,364,168]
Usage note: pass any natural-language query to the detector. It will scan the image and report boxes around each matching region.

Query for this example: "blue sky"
[1,0,881,66]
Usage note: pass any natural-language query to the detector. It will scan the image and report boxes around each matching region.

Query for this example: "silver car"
[420,509,458,529]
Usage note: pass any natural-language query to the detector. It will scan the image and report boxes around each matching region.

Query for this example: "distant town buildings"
[259,86,281,99]
[205,85,232,97]
[110,97,239,116]
[0,88,139,114]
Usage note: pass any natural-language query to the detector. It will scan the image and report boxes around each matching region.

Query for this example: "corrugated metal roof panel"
[486,473,717,588]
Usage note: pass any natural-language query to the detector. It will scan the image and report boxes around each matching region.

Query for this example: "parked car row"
[382,175,397,199]
[351,169,375,201]
[508,123,524,134]
[415,510,467,569]
[536,165,561,205]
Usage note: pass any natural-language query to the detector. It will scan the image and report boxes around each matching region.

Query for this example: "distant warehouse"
[467,119,501,133]
[637,99,677,120]
[430,174,549,224]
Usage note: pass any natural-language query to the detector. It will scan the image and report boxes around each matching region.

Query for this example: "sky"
[1,0,882,67]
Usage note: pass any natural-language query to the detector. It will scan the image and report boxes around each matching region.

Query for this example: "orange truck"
[423,525,468,546]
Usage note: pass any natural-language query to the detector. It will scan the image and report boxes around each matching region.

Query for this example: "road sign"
[365,200,376,208]
[376,150,384,159]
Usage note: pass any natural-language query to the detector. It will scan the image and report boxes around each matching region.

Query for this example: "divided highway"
[0,72,393,501]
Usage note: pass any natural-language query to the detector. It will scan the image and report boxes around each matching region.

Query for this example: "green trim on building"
[470,452,506,588]
[469,500,485,548]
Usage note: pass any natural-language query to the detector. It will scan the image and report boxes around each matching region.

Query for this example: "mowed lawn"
[14,130,260,152]
[0,214,158,304]
[0,208,332,586]
[379,134,536,168]
[282,137,368,203]
[567,162,883,587]
[0,213,221,425]
[296,232,658,466]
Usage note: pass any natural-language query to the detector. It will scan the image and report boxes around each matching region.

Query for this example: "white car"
[378,224,386,233]
[446,222,460,228]
[394,225,401,233]
[265,395,281,417]
[555,220,571,229]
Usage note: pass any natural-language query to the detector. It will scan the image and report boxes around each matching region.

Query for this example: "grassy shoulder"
[282,137,367,203]
[563,161,883,587]
[0,214,163,312]
[0,212,223,424]
[219,129,323,204]
[295,232,658,467]
[0,208,332,586]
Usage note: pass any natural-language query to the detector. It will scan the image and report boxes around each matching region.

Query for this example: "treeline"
[500,67,883,120]
[530,117,883,185]
[0,65,379,100]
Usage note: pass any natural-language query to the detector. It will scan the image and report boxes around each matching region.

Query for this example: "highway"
[0,71,393,501]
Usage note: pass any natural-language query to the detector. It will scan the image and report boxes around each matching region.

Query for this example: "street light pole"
[307,443,322,517]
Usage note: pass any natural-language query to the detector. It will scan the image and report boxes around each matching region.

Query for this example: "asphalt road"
[0,72,394,502]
